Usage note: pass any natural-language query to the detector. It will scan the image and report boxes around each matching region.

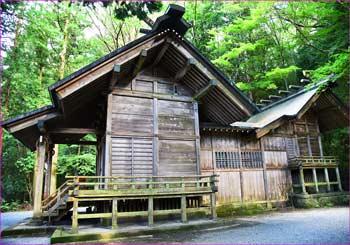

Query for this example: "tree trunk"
[58,17,70,80]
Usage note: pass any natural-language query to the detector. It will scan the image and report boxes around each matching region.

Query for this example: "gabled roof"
[231,75,349,138]
[2,4,259,150]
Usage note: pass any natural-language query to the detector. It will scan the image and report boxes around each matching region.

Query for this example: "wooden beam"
[278,90,292,95]
[312,168,319,193]
[299,168,307,194]
[174,58,196,83]
[56,37,165,99]
[50,145,58,195]
[269,95,282,100]
[324,168,331,192]
[8,113,59,133]
[335,167,343,191]
[112,198,118,229]
[170,41,253,116]
[109,64,121,91]
[255,117,287,138]
[296,93,321,120]
[132,49,148,78]
[193,80,217,101]
[33,137,47,218]
[260,99,272,104]
[152,37,171,67]
[54,140,97,145]
[49,128,96,135]
[289,85,303,90]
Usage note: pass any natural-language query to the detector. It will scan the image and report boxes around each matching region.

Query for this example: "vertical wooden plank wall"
[200,122,295,204]
[107,68,199,177]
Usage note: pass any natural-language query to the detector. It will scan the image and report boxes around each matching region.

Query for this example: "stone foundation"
[291,192,349,208]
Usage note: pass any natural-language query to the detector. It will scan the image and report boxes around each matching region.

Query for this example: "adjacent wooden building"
[2,5,348,231]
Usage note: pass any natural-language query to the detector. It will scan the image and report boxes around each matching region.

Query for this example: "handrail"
[41,180,72,210]
[66,180,218,186]
[289,156,338,166]
[67,175,218,197]
[65,175,217,179]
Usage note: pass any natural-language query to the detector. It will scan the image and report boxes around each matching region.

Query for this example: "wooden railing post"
[210,175,217,219]
[112,198,118,229]
[73,176,79,196]
[72,198,78,233]
[181,195,187,223]
[335,167,343,192]
[148,197,154,226]
[312,168,319,193]
[324,168,331,192]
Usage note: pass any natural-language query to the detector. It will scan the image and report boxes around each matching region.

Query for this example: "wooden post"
[312,168,319,193]
[324,168,331,192]
[33,137,46,218]
[153,98,159,176]
[105,94,113,178]
[44,146,52,199]
[259,139,269,201]
[181,195,187,223]
[299,167,307,194]
[238,136,244,202]
[50,144,58,195]
[148,197,154,226]
[210,175,217,219]
[335,167,343,192]
[194,102,201,175]
[210,192,217,219]
[112,198,118,229]
[72,198,78,233]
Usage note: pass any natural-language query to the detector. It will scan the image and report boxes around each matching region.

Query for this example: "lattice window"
[215,152,240,169]
[215,151,263,169]
[241,151,263,168]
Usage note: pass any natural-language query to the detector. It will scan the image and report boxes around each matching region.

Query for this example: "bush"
[1,201,21,212]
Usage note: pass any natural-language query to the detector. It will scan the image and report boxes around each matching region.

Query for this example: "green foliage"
[1,1,348,206]
[1,200,20,212]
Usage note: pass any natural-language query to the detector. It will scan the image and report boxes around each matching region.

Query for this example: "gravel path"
[120,207,350,244]
[187,207,350,244]
[1,207,349,244]
[1,211,33,231]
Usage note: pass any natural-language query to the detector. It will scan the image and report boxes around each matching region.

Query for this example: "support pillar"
[148,197,154,226]
[210,192,217,219]
[181,195,187,223]
[72,198,78,233]
[312,168,319,193]
[33,136,46,218]
[112,198,118,229]
[324,168,331,192]
[50,144,58,195]
[335,167,343,192]
[299,168,307,194]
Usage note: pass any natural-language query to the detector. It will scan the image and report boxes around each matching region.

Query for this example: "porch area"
[289,156,343,195]
[41,175,218,233]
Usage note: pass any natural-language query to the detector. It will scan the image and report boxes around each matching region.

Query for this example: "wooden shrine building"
[2,5,348,231]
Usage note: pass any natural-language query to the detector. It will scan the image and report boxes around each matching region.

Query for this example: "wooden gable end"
[105,65,200,177]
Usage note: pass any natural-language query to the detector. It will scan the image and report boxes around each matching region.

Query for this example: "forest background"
[1,1,348,211]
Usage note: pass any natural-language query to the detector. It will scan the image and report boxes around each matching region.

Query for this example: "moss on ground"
[294,194,349,208]
[216,203,272,218]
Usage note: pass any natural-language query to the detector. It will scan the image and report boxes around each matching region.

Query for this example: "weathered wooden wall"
[294,111,323,157]
[105,68,199,177]
[200,128,292,204]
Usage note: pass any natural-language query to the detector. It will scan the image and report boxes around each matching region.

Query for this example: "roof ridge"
[259,74,334,112]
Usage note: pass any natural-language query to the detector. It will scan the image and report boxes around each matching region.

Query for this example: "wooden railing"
[289,156,338,168]
[41,180,72,212]
[63,175,218,232]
